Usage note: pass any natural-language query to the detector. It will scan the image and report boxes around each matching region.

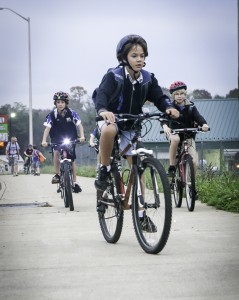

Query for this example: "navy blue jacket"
[95,67,172,116]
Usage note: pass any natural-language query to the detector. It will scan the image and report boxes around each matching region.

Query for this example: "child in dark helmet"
[41,91,85,193]
[162,81,209,177]
[23,144,33,169]
[94,34,179,232]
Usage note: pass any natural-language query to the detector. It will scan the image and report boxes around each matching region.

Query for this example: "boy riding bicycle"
[94,34,179,231]
[41,91,85,193]
[23,144,33,170]
[162,81,209,177]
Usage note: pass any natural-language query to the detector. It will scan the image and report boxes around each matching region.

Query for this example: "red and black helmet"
[169,81,187,94]
[53,91,69,105]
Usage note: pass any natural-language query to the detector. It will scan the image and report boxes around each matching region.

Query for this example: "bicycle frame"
[99,113,164,209]
[177,140,190,186]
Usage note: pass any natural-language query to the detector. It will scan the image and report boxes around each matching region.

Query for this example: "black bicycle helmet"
[116,34,148,64]
[53,91,69,105]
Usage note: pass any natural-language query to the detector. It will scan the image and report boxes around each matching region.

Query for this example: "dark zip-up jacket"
[163,100,208,140]
[95,67,173,116]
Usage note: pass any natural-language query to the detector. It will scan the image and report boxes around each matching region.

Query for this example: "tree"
[70,86,87,101]
[214,94,224,99]
[226,88,239,99]
[69,86,96,141]
[192,89,212,99]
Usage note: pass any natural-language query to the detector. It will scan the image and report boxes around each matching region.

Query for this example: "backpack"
[36,151,45,163]
[92,67,152,107]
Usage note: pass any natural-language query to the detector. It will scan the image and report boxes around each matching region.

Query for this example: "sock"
[138,210,144,218]
[100,164,111,172]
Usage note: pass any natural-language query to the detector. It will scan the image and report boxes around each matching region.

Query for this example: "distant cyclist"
[32,145,45,176]
[41,91,85,193]
[162,81,209,177]
[23,144,33,170]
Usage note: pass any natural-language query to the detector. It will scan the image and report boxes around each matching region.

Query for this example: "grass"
[41,164,97,177]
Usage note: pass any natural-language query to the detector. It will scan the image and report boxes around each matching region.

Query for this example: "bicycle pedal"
[57,188,61,193]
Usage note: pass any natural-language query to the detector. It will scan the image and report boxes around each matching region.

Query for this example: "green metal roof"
[142,99,239,143]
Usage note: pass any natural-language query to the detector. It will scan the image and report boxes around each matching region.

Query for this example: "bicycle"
[24,156,32,174]
[96,112,172,254]
[162,127,209,212]
[48,139,81,211]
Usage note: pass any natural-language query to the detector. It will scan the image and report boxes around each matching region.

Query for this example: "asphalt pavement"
[0,173,239,300]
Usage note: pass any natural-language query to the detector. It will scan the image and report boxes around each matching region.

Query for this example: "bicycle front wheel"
[132,157,172,254]
[63,162,74,211]
[173,166,183,208]
[184,154,196,212]
[97,168,124,243]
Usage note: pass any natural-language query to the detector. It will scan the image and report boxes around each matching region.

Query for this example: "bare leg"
[54,150,60,175]
[169,134,180,166]
[100,124,117,166]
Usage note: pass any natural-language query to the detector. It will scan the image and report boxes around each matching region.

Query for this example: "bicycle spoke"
[97,170,124,244]
[132,157,172,254]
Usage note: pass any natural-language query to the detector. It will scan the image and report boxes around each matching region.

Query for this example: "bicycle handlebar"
[159,127,211,134]
[96,112,168,123]
[42,139,83,148]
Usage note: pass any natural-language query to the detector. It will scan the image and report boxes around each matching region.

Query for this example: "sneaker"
[73,183,82,193]
[94,165,110,191]
[139,211,157,233]
[167,165,176,177]
[52,174,60,184]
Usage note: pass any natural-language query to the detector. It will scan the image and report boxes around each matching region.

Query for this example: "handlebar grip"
[95,116,104,121]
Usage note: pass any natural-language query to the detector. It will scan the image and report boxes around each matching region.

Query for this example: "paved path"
[0,174,239,300]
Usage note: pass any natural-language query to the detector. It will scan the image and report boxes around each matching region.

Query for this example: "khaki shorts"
[169,134,198,164]
[97,121,136,156]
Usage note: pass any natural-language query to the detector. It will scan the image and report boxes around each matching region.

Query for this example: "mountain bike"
[96,113,172,254]
[49,139,81,211]
[24,156,32,174]
[162,127,210,212]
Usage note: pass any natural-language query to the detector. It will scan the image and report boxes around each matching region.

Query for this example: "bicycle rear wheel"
[26,164,30,174]
[97,167,124,243]
[184,154,196,212]
[63,162,74,211]
[173,166,183,207]
[132,157,172,254]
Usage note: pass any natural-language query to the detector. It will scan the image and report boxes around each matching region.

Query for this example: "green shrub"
[197,171,239,213]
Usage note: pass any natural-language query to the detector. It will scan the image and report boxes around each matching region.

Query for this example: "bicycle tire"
[173,166,183,208]
[132,157,172,254]
[26,164,30,174]
[184,154,196,212]
[97,167,124,243]
[63,162,74,211]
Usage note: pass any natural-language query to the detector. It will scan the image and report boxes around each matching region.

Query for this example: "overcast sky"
[0,0,238,109]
